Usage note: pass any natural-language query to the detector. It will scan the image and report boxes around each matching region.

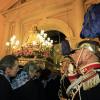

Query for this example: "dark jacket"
[44,74,60,100]
[40,68,60,100]
[12,78,45,100]
[0,74,13,100]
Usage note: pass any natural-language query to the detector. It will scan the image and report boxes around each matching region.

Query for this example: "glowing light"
[6,35,20,50]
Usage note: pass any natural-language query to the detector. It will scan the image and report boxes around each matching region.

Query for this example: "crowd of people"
[0,41,100,100]
[0,54,61,100]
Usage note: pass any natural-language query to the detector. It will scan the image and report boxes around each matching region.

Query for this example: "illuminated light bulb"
[51,40,53,43]
[12,46,16,49]
[32,41,37,45]
[43,33,47,38]
[12,35,16,40]
[40,30,44,35]
[10,35,16,42]
[47,37,50,41]
[10,37,13,42]
[15,40,19,45]
[45,40,48,44]
[6,42,10,46]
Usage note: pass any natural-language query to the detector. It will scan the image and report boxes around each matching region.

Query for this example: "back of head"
[0,54,18,71]
[24,61,41,77]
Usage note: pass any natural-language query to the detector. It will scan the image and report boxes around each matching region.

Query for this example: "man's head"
[0,55,19,77]
[77,40,100,53]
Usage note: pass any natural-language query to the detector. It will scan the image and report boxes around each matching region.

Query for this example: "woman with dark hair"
[0,55,19,100]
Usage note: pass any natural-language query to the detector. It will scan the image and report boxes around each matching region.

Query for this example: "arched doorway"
[38,18,74,48]
[45,30,66,44]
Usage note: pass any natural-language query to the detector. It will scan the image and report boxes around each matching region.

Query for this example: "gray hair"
[24,61,41,74]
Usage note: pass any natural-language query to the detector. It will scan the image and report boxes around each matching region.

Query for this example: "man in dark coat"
[0,55,19,100]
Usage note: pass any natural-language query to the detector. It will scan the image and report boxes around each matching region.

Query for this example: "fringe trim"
[82,72,100,90]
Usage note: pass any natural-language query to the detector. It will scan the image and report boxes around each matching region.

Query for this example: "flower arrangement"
[13,43,51,58]
[14,49,34,58]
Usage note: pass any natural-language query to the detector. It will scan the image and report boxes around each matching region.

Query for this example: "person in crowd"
[39,57,61,100]
[10,65,30,90]
[59,42,100,100]
[12,61,45,100]
[0,55,19,100]
[69,46,100,100]
[59,55,79,100]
